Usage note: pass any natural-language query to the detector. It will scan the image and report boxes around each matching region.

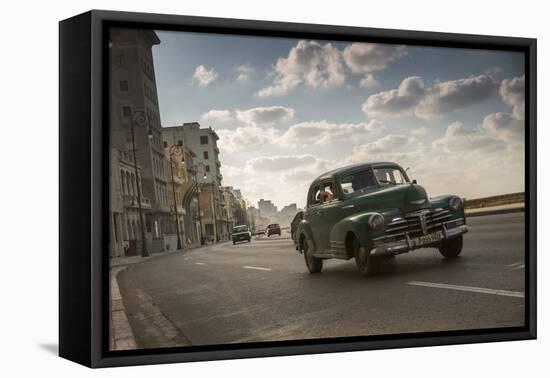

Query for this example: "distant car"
[296,161,468,276]
[232,225,251,244]
[290,211,304,245]
[266,223,281,237]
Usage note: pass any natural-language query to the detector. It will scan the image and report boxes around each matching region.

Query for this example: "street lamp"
[167,144,184,250]
[129,110,152,257]
[191,164,208,245]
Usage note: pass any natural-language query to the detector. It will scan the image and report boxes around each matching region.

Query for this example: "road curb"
[110,266,138,351]
[465,206,525,218]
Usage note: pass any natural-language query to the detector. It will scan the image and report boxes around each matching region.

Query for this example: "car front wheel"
[353,237,381,277]
[439,235,463,258]
[303,236,322,274]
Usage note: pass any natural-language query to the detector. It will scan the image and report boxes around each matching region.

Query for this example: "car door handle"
[342,205,355,209]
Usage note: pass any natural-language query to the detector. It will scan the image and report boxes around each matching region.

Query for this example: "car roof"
[233,224,248,228]
[311,161,400,186]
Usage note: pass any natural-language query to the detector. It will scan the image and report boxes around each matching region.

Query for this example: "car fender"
[296,219,315,253]
[330,209,400,257]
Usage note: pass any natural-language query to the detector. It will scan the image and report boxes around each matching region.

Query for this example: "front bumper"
[233,234,250,241]
[369,224,469,257]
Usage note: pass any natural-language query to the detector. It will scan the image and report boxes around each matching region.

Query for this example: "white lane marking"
[242,265,272,271]
[508,261,524,267]
[407,281,524,298]
[512,263,525,271]
[194,262,206,266]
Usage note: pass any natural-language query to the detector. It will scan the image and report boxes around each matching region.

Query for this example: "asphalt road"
[117,212,525,349]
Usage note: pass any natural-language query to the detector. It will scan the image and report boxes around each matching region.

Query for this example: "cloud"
[343,43,406,73]
[235,106,295,126]
[485,66,504,77]
[217,126,279,152]
[411,127,428,136]
[483,112,524,143]
[362,74,498,119]
[278,120,384,146]
[417,75,498,118]
[359,74,380,89]
[247,154,319,172]
[352,134,411,156]
[362,76,427,117]
[499,75,525,119]
[201,109,233,123]
[256,40,346,97]
[193,65,218,86]
[431,121,499,152]
[236,64,254,81]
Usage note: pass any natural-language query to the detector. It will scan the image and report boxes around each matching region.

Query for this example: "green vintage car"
[296,162,469,276]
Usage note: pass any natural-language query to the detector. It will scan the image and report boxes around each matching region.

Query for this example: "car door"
[315,180,344,255]
[304,185,322,250]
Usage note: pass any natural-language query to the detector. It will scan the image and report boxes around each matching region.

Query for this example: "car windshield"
[373,167,409,185]
[268,224,279,229]
[340,169,378,195]
[232,226,248,233]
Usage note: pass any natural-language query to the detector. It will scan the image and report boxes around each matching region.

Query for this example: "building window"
[200,135,208,145]
[205,165,211,172]
[122,106,132,118]
[203,151,209,159]
[119,80,128,92]
[178,140,183,146]
[163,141,168,148]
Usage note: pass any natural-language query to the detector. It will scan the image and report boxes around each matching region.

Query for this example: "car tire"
[303,236,322,274]
[233,241,236,245]
[248,239,251,243]
[439,236,463,258]
[353,237,381,277]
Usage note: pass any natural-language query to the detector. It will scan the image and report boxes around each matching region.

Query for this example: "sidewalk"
[109,266,137,350]
[109,242,230,350]
[109,248,186,350]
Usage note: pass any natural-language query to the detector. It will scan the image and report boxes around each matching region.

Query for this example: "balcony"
[123,194,152,209]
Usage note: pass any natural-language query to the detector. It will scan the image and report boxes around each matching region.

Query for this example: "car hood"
[346,183,430,215]
[232,231,250,236]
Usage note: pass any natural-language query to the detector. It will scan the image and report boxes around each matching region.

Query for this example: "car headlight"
[368,213,385,231]
[449,196,463,211]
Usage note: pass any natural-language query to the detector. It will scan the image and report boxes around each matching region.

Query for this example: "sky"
[153,30,525,210]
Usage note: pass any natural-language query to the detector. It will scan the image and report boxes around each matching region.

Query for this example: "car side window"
[309,186,321,206]
[320,182,336,203]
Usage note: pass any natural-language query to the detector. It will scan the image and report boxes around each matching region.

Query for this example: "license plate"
[413,231,443,246]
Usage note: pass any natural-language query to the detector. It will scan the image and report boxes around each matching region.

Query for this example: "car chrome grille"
[374,208,454,243]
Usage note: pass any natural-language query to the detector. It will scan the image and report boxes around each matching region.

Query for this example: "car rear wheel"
[303,236,322,274]
[353,237,381,277]
[233,241,236,245]
[439,235,463,258]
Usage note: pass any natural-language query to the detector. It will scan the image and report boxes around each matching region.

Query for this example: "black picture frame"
[59,9,537,368]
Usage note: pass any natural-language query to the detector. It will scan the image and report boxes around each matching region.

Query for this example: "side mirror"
[412,179,417,184]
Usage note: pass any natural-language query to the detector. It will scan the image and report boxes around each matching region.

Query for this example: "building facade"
[109,28,174,256]
[258,199,278,223]
[162,123,228,242]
